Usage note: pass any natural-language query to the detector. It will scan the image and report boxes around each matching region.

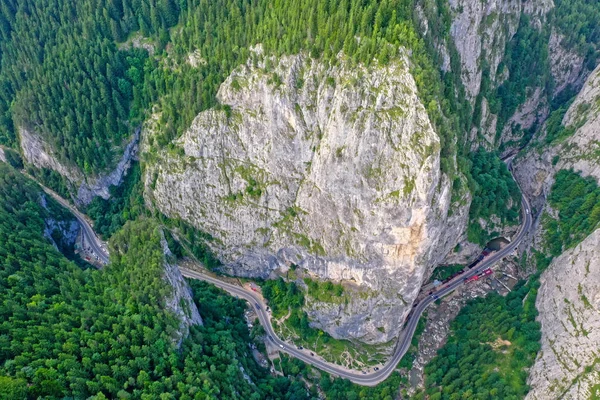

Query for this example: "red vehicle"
[482,268,493,276]
[465,275,480,283]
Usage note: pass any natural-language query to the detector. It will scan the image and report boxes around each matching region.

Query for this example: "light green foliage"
[304,277,345,303]
[429,264,464,283]
[421,277,542,399]
[544,170,600,256]
[261,277,375,367]
[544,105,578,144]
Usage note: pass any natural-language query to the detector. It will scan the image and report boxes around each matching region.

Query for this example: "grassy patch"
[304,277,345,303]
[262,277,382,367]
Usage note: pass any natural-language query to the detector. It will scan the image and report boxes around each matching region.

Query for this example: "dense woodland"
[467,149,521,244]
[0,0,464,180]
[545,169,600,256]
[0,165,308,399]
[87,162,145,238]
[1,0,600,398]
[419,277,541,400]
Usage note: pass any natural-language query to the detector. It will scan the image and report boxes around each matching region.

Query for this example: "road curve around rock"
[181,187,533,386]
[31,177,110,265]
[33,166,532,386]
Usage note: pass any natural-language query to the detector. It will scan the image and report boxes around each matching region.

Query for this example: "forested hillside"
[0,0,168,171]
[0,0,468,179]
[0,164,306,399]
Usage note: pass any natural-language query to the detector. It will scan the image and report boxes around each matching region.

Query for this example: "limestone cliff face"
[514,63,600,398]
[160,232,203,343]
[18,126,140,205]
[447,0,550,101]
[514,63,600,211]
[526,228,600,400]
[143,51,469,343]
[418,0,593,149]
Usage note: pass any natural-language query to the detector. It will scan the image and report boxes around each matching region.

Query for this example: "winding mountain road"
[38,165,532,386]
[179,189,532,386]
[31,178,110,265]
[179,164,533,385]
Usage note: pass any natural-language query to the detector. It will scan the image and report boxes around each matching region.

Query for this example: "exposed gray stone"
[160,231,203,344]
[18,126,140,205]
[143,51,470,344]
[526,228,600,400]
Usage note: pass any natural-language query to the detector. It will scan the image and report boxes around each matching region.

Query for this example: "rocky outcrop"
[514,63,600,209]
[549,30,587,96]
[160,232,203,343]
[18,126,140,205]
[526,228,600,400]
[447,0,552,100]
[144,51,470,343]
[514,63,600,399]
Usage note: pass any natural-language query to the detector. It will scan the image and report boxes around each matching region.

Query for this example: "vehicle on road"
[297,346,303,350]
[279,344,284,349]
[374,367,379,371]
[255,302,260,309]
[268,335,273,341]
[310,352,314,356]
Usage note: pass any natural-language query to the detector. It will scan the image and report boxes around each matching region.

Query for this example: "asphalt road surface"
[180,190,532,386]
[34,167,532,386]
[33,180,110,265]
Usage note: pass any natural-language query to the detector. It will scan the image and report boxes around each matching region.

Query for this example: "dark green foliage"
[25,165,71,199]
[545,170,600,256]
[186,280,305,400]
[86,162,145,238]
[319,371,402,400]
[0,169,299,398]
[0,0,174,171]
[553,0,600,68]
[159,216,223,270]
[494,16,551,135]
[467,149,521,244]
[422,277,541,399]
[2,147,22,169]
